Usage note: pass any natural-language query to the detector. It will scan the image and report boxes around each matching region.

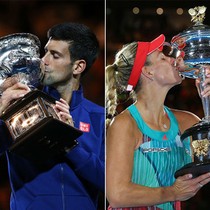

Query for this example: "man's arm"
[0,78,31,154]
[65,140,105,191]
[65,118,105,192]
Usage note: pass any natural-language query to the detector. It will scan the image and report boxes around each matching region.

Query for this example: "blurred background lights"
[133,7,140,14]
[177,8,184,15]
[156,7,164,15]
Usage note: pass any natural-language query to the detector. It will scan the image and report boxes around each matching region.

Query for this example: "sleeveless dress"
[108,104,192,210]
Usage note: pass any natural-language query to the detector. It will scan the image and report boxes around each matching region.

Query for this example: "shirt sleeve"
[65,134,105,192]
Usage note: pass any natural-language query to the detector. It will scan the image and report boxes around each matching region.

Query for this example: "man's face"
[41,39,73,88]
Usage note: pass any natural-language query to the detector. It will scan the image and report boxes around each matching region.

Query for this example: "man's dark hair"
[47,22,100,75]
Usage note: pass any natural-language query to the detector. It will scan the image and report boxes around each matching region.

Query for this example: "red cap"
[126,34,165,91]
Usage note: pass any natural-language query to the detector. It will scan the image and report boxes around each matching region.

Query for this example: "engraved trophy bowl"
[172,6,210,178]
[0,33,82,163]
[0,33,41,91]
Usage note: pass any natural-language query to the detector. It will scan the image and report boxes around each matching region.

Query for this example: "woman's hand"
[53,98,74,126]
[195,65,210,98]
[170,172,210,201]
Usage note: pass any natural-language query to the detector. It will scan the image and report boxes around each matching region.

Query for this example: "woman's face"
[147,50,182,87]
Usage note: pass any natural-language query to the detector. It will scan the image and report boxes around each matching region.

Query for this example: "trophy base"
[8,117,83,163]
[181,120,210,140]
[0,89,83,163]
[174,161,210,178]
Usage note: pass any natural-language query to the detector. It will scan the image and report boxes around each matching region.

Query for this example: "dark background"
[0,0,104,210]
[107,0,210,210]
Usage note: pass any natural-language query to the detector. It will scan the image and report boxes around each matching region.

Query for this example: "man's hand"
[53,98,74,126]
[0,77,30,115]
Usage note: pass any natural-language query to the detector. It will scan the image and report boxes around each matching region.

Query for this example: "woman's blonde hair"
[106,42,139,128]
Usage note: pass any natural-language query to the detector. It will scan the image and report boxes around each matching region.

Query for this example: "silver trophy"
[0,33,41,91]
[171,6,210,177]
[0,33,82,162]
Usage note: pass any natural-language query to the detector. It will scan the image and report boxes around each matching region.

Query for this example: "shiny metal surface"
[0,33,41,87]
[171,6,210,79]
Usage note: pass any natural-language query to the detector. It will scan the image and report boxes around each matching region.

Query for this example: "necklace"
[162,110,169,129]
[163,123,168,129]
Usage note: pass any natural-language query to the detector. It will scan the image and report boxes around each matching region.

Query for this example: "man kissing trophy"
[0,33,82,163]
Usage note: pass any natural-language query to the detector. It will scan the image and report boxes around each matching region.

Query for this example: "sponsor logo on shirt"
[79,122,90,132]
[162,134,168,140]
[142,147,171,153]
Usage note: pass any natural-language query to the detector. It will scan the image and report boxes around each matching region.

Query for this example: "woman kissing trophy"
[171,6,210,178]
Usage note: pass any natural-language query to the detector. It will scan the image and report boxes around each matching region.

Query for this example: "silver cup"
[172,6,210,177]
[0,33,41,92]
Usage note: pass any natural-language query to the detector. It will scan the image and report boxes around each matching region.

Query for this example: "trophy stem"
[199,67,210,121]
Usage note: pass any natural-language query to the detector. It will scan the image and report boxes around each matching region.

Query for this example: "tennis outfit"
[109,104,191,210]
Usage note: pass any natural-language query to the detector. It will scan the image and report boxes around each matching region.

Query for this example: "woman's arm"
[106,111,210,208]
[171,108,200,133]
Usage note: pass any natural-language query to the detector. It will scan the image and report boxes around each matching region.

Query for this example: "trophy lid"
[0,33,41,87]
[171,6,210,78]
[172,6,209,43]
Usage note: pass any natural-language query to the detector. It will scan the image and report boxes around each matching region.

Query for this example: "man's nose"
[40,60,45,69]
[41,54,48,65]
